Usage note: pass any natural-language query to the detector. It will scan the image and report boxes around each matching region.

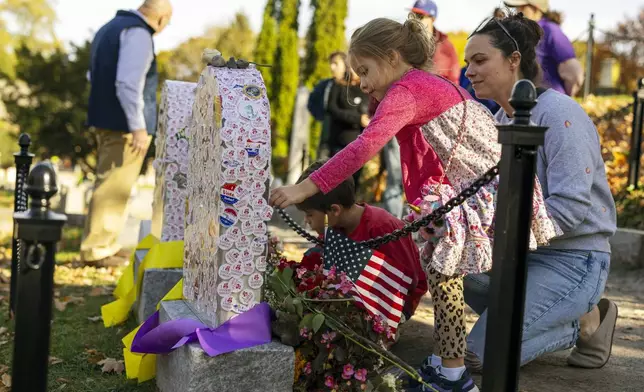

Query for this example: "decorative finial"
[509,79,538,126]
[18,133,31,154]
[25,162,58,210]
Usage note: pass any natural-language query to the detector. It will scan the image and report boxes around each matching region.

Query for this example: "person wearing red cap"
[410,0,460,84]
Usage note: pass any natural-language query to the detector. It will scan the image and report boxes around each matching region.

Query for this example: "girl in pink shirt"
[270,16,559,391]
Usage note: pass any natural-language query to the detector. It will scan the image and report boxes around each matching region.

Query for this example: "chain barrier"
[278,164,500,249]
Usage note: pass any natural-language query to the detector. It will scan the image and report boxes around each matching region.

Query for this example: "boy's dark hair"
[295,159,356,212]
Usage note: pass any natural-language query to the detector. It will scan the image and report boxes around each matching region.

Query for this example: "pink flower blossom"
[327,265,337,280]
[321,331,337,344]
[304,362,312,375]
[342,364,355,380]
[354,368,368,382]
[296,267,308,279]
[386,326,396,340]
[299,327,309,338]
[338,273,353,294]
[372,320,385,334]
[325,375,335,388]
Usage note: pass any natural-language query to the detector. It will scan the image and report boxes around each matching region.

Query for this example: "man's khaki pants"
[80,129,151,262]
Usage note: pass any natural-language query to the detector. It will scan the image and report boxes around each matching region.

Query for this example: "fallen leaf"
[56,378,70,383]
[49,356,64,365]
[87,316,102,323]
[1,374,10,387]
[0,328,7,335]
[54,296,85,312]
[619,334,643,342]
[85,348,105,364]
[97,358,125,374]
[0,341,8,347]
[54,299,67,312]
[0,366,7,374]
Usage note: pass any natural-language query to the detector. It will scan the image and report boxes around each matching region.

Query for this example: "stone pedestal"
[156,301,294,392]
[133,248,183,324]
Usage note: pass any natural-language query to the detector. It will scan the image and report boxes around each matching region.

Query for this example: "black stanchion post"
[482,80,548,392]
[11,162,67,392]
[628,77,644,188]
[9,133,34,317]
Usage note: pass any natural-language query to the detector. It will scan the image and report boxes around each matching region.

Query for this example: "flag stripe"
[363,264,409,295]
[353,295,400,329]
[370,254,413,285]
[357,272,407,305]
[354,285,404,317]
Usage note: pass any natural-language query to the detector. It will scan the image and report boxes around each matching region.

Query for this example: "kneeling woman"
[463,13,618,371]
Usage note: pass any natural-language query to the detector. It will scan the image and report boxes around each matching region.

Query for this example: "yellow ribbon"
[101,237,183,327]
[122,278,184,382]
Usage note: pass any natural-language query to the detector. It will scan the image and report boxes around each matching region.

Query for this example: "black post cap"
[25,162,58,210]
[509,80,538,126]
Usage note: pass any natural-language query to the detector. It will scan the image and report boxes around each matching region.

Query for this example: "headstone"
[156,58,294,392]
[285,87,311,185]
[151,80,197,242]
[182,65,272,326]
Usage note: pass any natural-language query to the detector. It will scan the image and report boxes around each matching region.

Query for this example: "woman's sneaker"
[407,366,480,392]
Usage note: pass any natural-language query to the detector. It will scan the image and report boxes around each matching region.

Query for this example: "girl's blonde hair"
[348,15,436,72]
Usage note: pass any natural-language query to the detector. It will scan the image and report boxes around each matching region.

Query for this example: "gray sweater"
[495,89,616,253]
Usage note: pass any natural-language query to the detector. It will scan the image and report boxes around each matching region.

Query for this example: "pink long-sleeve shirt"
[309,69,478,203]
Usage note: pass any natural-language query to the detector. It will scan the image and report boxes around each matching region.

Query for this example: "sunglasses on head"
[468,16,520,53]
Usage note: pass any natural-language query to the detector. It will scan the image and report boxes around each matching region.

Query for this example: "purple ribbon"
[131,302,272,357]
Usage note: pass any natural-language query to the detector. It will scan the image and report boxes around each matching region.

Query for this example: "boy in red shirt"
[295,160,427,319]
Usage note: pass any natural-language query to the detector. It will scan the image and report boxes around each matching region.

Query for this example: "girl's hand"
[360,114,370,128]
[270,179,319,209]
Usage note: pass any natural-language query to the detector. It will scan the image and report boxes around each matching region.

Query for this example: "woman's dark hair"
[471,12,544,83]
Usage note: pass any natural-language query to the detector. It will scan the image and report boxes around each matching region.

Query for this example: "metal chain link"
[278,163,500,249]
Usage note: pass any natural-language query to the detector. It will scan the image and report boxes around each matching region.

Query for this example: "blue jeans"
[464,248,610,366]
[382,138,403,219]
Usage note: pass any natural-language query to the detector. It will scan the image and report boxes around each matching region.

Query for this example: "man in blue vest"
[82,0,172,266]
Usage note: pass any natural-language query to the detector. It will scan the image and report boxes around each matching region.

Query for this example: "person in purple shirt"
[504,0,584,96]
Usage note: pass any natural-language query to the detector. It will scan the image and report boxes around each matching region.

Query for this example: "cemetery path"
[392,267,644,391]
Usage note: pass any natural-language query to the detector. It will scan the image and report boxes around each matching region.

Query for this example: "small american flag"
[323,228,412,331]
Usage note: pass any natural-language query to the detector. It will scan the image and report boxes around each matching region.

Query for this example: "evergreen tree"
[271,0,300,177]
[253,0,279,102]
[302,0,348,158]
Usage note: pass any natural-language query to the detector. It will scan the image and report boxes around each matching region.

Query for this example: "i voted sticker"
[251,154,267,170]
[238,234,251,248]
[220,127,235,143]
[251,236,267,256]
[253,221,267,236]
[251,180,266,196]
[217,281,232,296]
[220,207,238,227]
[221,183,240,205]
[249,128,262,141]
[234,184,251,200]
[237,100,260,121]
[219,264,232,280]
[239,248,253,263]
[226,226,242,242]
[225,249,241,264]
[236,166,250,181]
[259,205,274,221]
[238,206,253,221]
[230,262,244,278]
[222,168,237,183]
[233,133,247,149]
[248,272,264,289]
[239,289,255,305]
[255,256,267,272]
[221,295,234,312]
[245,140,264,157]
[230,277,244,293]
[235,197,249,209]
[241,220,254,236]
[252,169,269,182]
[251,196,267,210]
[232,301,250,314]
[242,259,255,275]
[218,234,234,251]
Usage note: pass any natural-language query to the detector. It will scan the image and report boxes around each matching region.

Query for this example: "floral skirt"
[415,176,562,277]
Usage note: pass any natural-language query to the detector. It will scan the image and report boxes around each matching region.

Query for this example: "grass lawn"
[0,228,156,392]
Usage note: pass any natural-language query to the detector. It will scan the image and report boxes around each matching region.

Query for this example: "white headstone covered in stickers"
[151,80,197,241]
[183,61,272,327]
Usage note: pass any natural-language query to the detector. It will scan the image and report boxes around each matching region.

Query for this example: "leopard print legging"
[426,267,468,359]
